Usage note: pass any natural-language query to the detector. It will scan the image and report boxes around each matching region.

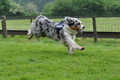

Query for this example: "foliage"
[5,0,120,16]
[24,2,39,16]
[0,0,120,17]
[0,0,25,16]
[7,0,54,16]
[109,1,120,15]
[43,0,75,16]
[42,2,54,16]
[0,36,120,80]
[11,0,54,12]
[43,0,120,16]
[104,0,120,15]
[73,0,105,16]
[0,0,10,15]
[7,0,39,16]
[9,1,25,16]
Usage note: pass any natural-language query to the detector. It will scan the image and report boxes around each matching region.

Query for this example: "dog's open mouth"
[77,29,83,33]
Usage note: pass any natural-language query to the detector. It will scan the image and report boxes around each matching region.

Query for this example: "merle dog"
[28,15,85,54]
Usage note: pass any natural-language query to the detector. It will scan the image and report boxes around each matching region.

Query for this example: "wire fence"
[96,17,120,32]
[0,16,120,32]
[80,17,120,32]
[0,16,120,41]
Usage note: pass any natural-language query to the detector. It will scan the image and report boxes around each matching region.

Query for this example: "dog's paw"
[81,47,85,50]
[68,51,74,54]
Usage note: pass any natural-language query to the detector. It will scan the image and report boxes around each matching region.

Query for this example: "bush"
[42,0,120,17]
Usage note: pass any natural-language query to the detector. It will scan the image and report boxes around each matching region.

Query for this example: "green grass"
[0,17,120,80]
[0,35,120,80]
[0,17,120,31]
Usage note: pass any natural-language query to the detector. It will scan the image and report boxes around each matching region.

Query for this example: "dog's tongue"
[77,29,83,33]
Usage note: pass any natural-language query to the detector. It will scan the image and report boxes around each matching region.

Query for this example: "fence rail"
[77,31,120,39]
[0,30,120,39]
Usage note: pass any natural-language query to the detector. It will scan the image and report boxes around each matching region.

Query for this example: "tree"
[43,0,75,16]
[5,0,120,16]
[9,1,25,16]
[109,1,120,15]
[0,0,10,15]
[43,0,106,16]
[12,0,54,12]
[103,0,120,16]
[24,2,39,16]
[42,2,54,16]
[73,0,105,16]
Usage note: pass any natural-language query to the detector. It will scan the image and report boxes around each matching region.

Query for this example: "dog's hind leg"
[28,34,33,40]
[27,29,33,40]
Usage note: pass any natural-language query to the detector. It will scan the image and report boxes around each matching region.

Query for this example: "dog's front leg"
[68,47,74,54]
[64,32,85,54]
[67,39,85,53]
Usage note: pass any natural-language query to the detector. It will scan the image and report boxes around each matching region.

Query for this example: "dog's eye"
[75,20,78,22]
[77,22,81,25]
[68,23,74,26]
[68,21,73,23]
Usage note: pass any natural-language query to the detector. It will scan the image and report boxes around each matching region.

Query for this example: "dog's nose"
[83,26,85,29]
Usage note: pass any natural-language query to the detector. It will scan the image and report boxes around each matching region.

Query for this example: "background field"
[0,35,120,80]
[0,17,120,80]
[0,17,120,31]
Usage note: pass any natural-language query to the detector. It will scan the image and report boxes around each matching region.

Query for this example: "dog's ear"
[65,17,73,24]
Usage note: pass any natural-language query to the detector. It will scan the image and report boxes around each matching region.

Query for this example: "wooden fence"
[0,16,120,43]
[1,16,7,38]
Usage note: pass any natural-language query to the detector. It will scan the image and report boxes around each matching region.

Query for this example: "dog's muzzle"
[77,26,85,33]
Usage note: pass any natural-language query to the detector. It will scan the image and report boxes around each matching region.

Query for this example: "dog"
[28,15,85,54]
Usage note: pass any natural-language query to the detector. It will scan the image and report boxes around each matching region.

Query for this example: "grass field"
[0,17,120,80]
[0,35,120,80]
[0,17,120,31]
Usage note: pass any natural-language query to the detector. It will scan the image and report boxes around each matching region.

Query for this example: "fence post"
[30,15,32,23]
[1,16,7,38]
[92,16,98,43]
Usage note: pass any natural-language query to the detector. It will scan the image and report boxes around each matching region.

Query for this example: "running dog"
[28,15,85,54]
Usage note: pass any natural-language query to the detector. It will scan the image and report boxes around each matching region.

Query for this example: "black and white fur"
[28,15,85,54]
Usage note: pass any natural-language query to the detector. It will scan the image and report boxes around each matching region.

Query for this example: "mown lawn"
[0,35,120,80]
